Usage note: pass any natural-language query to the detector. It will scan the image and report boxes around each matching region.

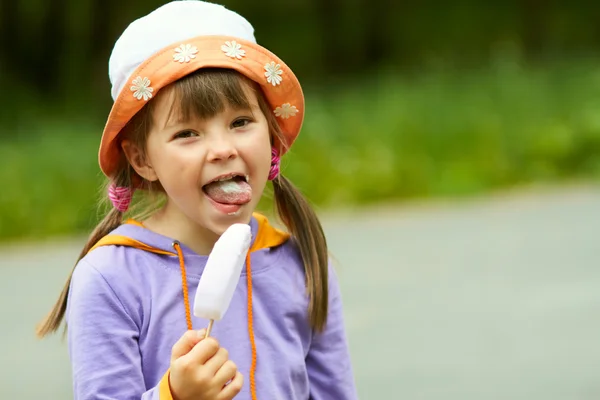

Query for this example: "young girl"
[36,1,357,399]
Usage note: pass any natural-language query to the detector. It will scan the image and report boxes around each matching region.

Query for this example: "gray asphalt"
[2,185,600,399]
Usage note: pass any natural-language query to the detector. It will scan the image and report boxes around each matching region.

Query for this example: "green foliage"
[0,124,104,241]
[283,59,600,204]
[2,60,600,241]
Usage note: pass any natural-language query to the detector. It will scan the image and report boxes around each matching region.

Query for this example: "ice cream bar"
[193,223,252,323]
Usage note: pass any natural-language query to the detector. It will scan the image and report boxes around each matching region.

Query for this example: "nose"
[206,135,238,162]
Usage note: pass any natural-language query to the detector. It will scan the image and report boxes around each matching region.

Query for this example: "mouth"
[202,172,252,215]
[202,172,250,186]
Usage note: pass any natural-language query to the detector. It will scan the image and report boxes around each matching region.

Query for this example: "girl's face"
[127,83,272,239]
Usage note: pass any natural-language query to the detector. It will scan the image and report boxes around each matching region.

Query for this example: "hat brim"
[99,35,304,179]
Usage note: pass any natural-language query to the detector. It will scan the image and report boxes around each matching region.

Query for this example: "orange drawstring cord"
[173,241,258,399]
[245,251,258,400]
[173,241,193,331]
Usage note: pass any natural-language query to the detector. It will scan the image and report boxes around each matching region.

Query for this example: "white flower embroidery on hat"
[264,61,283,86]
[173,44,198,63]
[221,41,245,59]
[130,77,153,101]
[274,103,298,119]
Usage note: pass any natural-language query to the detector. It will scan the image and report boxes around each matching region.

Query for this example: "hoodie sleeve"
[66,259,174,400]
[305,262,359,400]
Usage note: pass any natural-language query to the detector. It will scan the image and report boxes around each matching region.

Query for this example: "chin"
[203,206,253,236]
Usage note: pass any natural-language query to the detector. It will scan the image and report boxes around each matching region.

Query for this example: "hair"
[36,68,329,338]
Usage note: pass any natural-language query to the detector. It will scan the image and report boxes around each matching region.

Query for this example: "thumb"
[171,329,207,362]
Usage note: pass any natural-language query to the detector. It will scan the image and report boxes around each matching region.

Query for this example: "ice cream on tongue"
[203,176,252,205]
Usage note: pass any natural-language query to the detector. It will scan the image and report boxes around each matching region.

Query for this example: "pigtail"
[272,174,329,332]
[35,170,132,338]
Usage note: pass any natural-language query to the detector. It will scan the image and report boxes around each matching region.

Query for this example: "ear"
[121,140,158,182]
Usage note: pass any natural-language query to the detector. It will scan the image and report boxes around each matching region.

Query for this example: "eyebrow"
[228,103,259,112]
[162,103,260,130]
[163,114,188,130]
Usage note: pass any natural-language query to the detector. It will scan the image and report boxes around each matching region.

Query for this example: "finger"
[203,347,230,375]
[184,336,220,365]
[218,371,243,400]
[171,329,206,362]
[214,359,237,387]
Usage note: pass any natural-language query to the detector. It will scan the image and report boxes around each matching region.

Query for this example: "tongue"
[204,179,252,205]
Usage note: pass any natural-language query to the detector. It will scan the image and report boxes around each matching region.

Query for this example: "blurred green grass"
[3,60,600,241]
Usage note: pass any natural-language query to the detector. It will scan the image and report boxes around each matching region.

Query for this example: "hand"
[169,329,244,400]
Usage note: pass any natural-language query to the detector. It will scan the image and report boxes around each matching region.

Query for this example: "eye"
[173,130,198,139]
[231,117,252,129]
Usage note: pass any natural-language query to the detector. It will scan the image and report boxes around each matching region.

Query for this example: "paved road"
[2,185,600,399]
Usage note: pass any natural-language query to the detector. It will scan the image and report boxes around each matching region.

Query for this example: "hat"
[99,0,304,179]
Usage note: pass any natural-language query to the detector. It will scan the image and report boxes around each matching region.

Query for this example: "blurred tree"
[0,0,19,84]
[522,0,546,58]
[1,0,600,129]
[38,0,69,95]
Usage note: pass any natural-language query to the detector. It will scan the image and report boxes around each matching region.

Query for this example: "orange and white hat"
[99,0,304,179]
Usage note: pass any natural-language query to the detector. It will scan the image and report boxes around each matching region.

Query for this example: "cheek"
[237,126,271,168]
[147,143,203,192]
[249,136,272,175]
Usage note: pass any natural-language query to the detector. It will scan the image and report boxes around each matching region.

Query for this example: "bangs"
[165,68,256,125]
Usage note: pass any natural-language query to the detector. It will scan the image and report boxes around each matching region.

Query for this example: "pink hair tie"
[268,148,281,180]
[108,184,133,212]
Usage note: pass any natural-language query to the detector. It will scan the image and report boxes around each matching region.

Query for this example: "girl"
[36,1,357,400]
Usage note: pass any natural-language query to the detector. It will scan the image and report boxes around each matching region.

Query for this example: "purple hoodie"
[65,214,357,399]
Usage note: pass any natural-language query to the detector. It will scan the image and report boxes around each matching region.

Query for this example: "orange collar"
[89,212,289,255]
